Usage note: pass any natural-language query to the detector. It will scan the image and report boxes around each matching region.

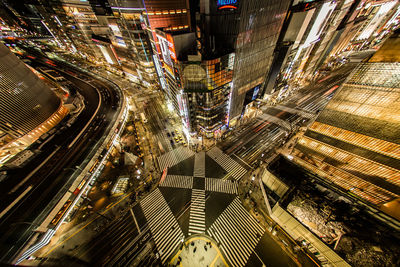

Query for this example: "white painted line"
[10,146,61,194]
[68,78,102,149]
[0,186,33,219]
[130,208,141,234]
[232,153,253,169]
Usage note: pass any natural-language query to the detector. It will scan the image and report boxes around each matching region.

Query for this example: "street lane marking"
[9,146,61,194]
[42,190,133,257]
[0,186,33,219]
[130,208,141,234]
[67,75,102,149]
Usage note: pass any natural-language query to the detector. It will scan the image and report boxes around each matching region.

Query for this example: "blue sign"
[218,0,238,9]
[252,85,260,101]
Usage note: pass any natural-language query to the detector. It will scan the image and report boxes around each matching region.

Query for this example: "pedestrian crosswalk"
[205,178,237,194]
[140,188,184,263]
[207,197,264,267]
[188,189,206,235]
[159,175,193,189]
[193,152,205,177]
[157,146,195,170]
[207,147,247,181]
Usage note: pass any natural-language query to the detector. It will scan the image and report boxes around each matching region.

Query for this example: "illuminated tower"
[143,0,290,139]
[0,44,67,164]
[290,31,400,218]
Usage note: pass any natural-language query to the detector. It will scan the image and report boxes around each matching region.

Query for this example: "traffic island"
[169,235,229,267]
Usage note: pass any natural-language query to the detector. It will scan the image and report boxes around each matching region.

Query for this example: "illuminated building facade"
[330,0,400,58]
[228,0,290,124]
[290,32,400,217]
[0,43,68,164]
[50,0,105,61]
[145,0,290,139]
[178,53,234,137]
[264,0,339,97]
[107,1,157,86]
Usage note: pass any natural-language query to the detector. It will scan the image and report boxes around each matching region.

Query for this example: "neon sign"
[218,0,238,10]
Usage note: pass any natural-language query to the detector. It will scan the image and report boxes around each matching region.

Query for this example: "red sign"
[166,34,177,62]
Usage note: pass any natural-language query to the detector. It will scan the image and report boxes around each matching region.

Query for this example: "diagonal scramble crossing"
[140,188,184,263]
[207,147,247,181]
[207,197,264,267]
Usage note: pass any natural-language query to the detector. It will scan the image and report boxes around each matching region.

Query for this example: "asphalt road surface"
[0,49,121,263]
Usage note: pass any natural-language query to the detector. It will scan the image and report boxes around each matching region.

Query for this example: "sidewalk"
[237,132,319,267]
[169,235,228,267]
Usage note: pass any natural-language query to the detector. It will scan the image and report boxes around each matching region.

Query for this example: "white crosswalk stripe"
[140,188,184,263]
[207,147,247,181]
[159,175,193,189]
[207,197,264,267]
[188,189,206,235]
[193,152,205,177]
[205,178,237,194]
[157,146,195,170]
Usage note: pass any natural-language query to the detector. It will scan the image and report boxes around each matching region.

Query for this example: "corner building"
[0,44,67,164]
[290,32,400,219]
[145,0,290,139]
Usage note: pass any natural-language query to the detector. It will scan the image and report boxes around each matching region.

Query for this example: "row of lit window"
[164,25,189,31]
[292,152,385,205]
[309,122,400,160]
[146,9,187,16]
[334,84,399,106]
[299,136,400,187]
[326,89,400,123]
[292,150,397,205]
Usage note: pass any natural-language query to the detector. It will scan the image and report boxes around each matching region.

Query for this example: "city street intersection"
[137,146,296,266]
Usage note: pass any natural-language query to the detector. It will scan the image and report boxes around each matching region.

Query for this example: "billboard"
[217,0,238,10]
[156,34,176,67]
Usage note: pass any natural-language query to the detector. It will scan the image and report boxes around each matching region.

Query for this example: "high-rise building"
[0,43,68,164]
[330,0,400,58]
[107,0,157,86]
[263,0,342,99]
[289,31,400,219]
[144,0,290,140]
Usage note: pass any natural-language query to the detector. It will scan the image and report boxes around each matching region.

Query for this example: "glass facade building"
[147,0,290,138]
[179,53,234,136]
[229,0,290,121]
[291,34,400,216]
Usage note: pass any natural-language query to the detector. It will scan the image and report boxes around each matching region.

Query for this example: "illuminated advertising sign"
[217,0,238,10]
[157,34,173,66]
[252,85,260,101]
[166,34,177,62]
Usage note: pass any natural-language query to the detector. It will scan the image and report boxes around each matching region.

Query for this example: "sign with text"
[217,0,238,9]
